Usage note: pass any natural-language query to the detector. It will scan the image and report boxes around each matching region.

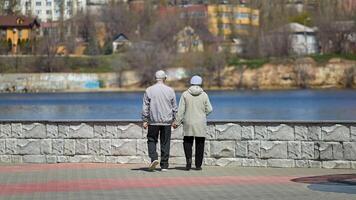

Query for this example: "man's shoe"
[195,167,202,171]
[148,160,159,171]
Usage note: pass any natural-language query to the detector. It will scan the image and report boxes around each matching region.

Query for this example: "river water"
[0,90,356,121]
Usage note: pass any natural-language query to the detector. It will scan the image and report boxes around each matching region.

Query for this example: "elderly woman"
[173,75,213,170]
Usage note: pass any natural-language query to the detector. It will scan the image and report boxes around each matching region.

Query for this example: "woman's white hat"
[190,75,203,85]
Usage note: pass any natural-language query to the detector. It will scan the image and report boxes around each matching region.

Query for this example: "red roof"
[0,15,40,28]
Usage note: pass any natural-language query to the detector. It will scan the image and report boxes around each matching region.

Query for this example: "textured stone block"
[46,123,58,138]
[210,141,235,158]
[247,141,260,158]
[216,123,241,140]
[88,139,100,155]
[287,141,301,159]
[167,157,186,165]
[40,139,52,154]
[351,161,356,169]
[216,158,243,166]
[171,126,183,139]
[241,126,254,140]
[11,123,23,138]
[322,125,350,142]
[170,140,184,157]
[117,156,145,164]
[106,124,118,138]
[69,155,105,163]
[351,126,356,141]
[318,142,333,160]
[267,159,294,168]
[22,123,46,138]
[206,125,216,139]
[344,142,356,160]
[204,158,216,166]
[93,124,106,138]
[46,156,57,163]
[295,160,309,168]
[0,155,11,163]
[11,155,23,163]
[136,139,148,156]
[111,139,136,156]
[323,161,351,169]
[0,139,5,154]
[295,126,321,141]
[105,156,117,163]
[17,139,41,155]
[58,124,70,138]
[64,140,75,155]
[310,160,322,168]
[52,139,64,155]
[242,158,267,167]
[75,139,88,154]
[5,139,17,154]
[100,139,111,155]
[0,124,11,138]
[69,123,94,138]
[301,142,314,159]
[332,143,344,160]
[118,123,143,139]
[23,155,46,163]
[255,126,267,140]
[268,124,294,141]
[236,141,247,157]
[57,156,69,163]
[261,141,287,159]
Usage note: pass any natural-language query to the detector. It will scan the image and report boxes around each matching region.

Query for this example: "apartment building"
[19,0,87,22]
[207,3,259,37]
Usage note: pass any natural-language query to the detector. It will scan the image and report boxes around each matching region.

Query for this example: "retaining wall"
[0,120,355,169]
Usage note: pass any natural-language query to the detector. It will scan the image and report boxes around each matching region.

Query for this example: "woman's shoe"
[185,163,191,171]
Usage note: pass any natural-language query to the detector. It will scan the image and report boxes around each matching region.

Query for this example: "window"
[18,30,22,39]
[0,30,6,40]
[235,13,250,19]
[46,10,52,15]
[36,10,41,14]
[36,1,41,6]
[46,1,52,6]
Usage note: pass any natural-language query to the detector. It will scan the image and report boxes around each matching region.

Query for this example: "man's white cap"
[190,75,203,85]
[155,70,167,80]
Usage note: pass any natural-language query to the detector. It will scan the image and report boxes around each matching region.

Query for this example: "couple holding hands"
[142,70,213,171]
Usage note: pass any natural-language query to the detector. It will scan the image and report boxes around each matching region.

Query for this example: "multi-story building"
[19,0,87,22]
[0,15,40,53]
[207,4,259,38]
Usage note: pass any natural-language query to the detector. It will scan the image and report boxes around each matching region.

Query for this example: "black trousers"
[147,125,171,169]
[183,136,205,168]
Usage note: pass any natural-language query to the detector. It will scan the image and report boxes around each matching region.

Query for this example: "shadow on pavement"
[291,174,356,194]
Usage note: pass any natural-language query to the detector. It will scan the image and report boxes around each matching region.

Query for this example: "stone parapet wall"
[0,121,355,169]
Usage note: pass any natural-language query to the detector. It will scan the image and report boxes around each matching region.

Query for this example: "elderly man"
[142,70,177,171]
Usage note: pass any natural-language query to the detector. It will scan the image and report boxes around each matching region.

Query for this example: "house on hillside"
[175,26,204,53]
[0,15,40,54]
[112,33,131,53]
[261,23,318,56]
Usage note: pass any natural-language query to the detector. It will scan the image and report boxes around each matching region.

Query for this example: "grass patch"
[310,53,356,64]
[228,57,269,69]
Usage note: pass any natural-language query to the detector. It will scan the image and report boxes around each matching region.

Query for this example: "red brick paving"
[0,175,296,196]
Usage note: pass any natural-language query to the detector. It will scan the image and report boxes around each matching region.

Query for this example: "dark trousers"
[183,136,205,168]
[147,125,171,169]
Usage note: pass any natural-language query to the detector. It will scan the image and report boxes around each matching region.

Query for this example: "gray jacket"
[174,86,213,137]
[142,82,177,125]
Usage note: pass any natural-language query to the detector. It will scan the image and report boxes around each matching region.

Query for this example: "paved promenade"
[0,163,355,200]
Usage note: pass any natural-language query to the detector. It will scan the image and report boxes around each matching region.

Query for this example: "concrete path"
[0,163,355,200]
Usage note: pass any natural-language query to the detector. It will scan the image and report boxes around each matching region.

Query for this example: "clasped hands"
[142,122,179,129]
